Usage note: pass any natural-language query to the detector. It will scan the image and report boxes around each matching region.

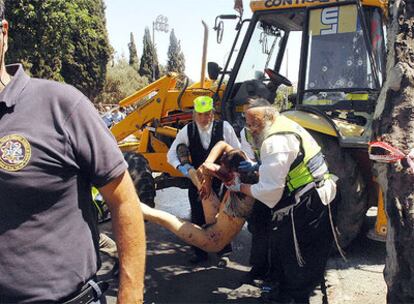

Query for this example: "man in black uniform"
[167,96,240,263]
[0,4,146,303]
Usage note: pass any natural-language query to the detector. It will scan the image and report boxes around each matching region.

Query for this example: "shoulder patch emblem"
[0,134,31,171]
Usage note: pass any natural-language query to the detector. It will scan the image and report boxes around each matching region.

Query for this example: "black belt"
[61,280,109,304]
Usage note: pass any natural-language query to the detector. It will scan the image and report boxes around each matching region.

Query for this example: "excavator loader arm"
[111,72,218,143]
[111,73,178,142]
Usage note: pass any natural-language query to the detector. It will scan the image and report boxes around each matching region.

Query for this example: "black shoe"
[189,254,208,264]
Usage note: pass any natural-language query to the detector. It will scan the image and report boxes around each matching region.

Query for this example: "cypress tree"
[139,27,159,82]
[166,29,185,75]
[128,32,139,71]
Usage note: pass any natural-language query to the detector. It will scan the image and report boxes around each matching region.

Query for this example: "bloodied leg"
[141,190,254,252]
[141,149,256,252]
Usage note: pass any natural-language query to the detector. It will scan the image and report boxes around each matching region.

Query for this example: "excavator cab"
[219,1,386,136]
[215,0,388,246]
[300,2,386,144]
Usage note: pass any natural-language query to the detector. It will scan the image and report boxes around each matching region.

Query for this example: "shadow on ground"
[99,219,261,303]
[98,189,387,303]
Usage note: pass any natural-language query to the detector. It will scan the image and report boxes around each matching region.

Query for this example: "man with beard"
[208,97,338,303]
[167,95,240,263]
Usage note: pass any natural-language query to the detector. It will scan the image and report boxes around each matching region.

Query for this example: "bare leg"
[140,192,246,253]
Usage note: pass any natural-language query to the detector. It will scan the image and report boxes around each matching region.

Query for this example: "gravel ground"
[99,187,387,304]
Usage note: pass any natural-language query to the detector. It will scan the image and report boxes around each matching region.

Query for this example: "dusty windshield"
[304,5,378,93]
[234,20,286,83]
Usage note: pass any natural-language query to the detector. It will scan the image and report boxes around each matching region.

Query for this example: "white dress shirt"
[167,120,241,169]
[249,134,336,208]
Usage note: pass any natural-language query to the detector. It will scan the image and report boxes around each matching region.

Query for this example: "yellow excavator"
[111,0,388,247]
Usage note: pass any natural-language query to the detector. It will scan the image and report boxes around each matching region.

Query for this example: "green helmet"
[193,96,213,113]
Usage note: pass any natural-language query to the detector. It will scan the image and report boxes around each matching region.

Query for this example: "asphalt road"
[98,187,387,304]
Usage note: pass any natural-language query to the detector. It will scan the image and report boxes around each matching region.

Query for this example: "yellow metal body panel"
[346,93,369,100]
[118,142,140,152]
[375,184,387,237]
[138,129,150,154]
[282,110,365,138]
[188,79,214,89]
[250,0,387,12]
[154,126,178,138]
[333,119,365,137]
[143,153,181,177]
[309,5,358,36]
[282,110,337,136]
[150,134,169,153]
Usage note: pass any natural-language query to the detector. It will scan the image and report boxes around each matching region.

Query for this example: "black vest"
[187,120,224,169]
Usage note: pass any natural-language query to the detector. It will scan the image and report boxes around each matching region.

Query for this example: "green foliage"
[95,58,148,105]
[5,0,111,100]
[158,64,166,78]
[139,27,159,82]
[166,29,185,75]
[128,32,139,71]
[274,85,295,111]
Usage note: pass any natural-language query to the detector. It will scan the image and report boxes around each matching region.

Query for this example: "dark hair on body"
[220,149,258,184]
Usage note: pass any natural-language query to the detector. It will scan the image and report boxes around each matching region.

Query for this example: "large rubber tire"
[309,131,369,248]
[124,152,156,208]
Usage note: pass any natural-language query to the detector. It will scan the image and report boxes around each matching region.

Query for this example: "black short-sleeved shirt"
[0,64,128,303]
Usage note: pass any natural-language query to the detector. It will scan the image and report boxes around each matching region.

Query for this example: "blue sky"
[104,0,300,82]
[104,0,251,81]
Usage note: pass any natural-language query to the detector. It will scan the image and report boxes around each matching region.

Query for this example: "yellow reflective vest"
[245,115,327,193]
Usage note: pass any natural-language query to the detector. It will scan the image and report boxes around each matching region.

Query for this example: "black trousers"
[268,188,338,303]
[188,184,208,257]
[247,201,272,274]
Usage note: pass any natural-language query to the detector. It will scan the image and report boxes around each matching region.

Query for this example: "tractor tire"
[124,152,156,208]
[309,131,369,248]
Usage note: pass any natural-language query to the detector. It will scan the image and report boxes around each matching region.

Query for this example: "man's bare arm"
[204,140,234,163]
[99,171,146,304]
